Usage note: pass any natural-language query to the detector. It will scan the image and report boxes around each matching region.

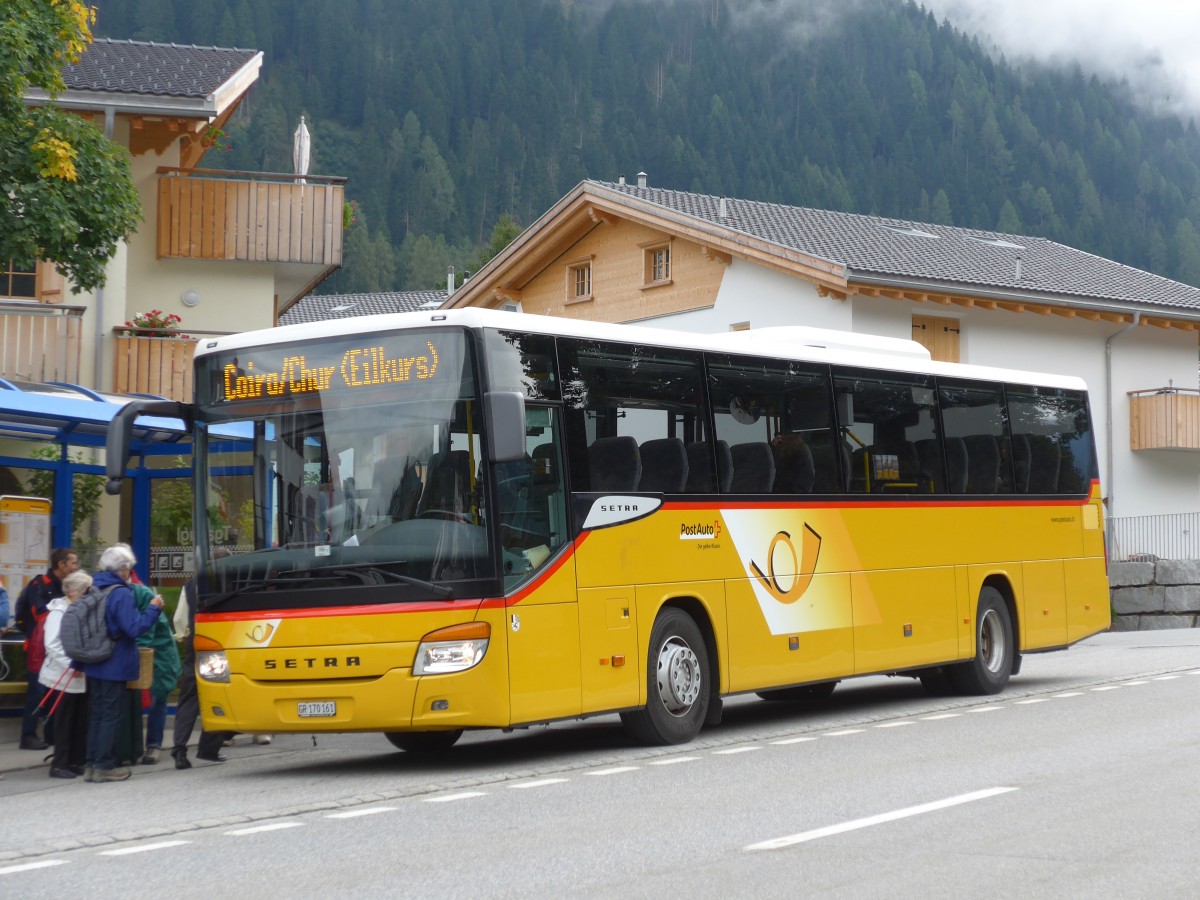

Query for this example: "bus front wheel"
[949,587,1014,695]
[621,608,710,745]
[385,730,463,753]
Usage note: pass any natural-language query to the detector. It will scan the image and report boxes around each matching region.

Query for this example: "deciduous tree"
[0,1,142,293]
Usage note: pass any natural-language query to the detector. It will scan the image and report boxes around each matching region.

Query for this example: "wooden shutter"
[912,315,960,362]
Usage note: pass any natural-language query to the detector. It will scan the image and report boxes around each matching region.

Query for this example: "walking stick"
[36,666,74,717]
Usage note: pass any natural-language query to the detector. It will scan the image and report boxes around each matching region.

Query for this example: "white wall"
[630,257,1200,520]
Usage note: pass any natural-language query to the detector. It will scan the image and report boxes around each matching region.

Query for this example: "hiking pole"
[36,667,73,717]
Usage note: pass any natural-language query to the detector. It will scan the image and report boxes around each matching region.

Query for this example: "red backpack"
[25,607,48,673]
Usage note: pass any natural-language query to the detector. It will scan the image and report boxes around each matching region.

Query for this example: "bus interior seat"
[729,442,776,493]
[806,430,850,492]
[915,438,946,493]
[1024,434,1061,493]
[685,441,715,492]
[1009,433,1031,493]
[962,435,1000,493]
[771,433,815,493]
[944,436,969,493]
[370,456,422,522]
[419,449,473,515]
[588,435,642,492]
[638,437,688,493]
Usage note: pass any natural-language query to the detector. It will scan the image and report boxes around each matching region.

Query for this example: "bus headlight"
[197,650,230,683]
[414,622,490,675]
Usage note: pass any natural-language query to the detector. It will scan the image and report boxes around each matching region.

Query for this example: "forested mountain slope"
[93,0,1200,294]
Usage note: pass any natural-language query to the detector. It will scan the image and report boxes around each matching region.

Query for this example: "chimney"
[447,265,455,298]
[637,171,647,188]
[1014,255,1023,280]
[719,196,727,219]
[618,175,625,186]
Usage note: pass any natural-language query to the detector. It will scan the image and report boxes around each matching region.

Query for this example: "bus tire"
[756,681,838,703]
[384,730,463,753]
[620,608,709,746]
[916,666,955,696]
[949,587,1013,695]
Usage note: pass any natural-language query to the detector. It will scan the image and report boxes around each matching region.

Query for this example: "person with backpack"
[15,548,78,750]
[37,571,93,778]
[77,545,163,783]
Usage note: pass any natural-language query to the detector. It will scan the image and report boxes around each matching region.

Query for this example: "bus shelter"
[0,380,240,584]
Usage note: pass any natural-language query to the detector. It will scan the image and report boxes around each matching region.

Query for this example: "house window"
[644,243,671,286]
[1,259,37,299]
[566,258,593,304]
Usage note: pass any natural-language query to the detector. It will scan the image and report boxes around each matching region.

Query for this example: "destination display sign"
[208,332,456,405]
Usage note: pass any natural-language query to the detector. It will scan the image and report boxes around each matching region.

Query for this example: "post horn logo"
[749,524,822,605]
[246,622,276,644]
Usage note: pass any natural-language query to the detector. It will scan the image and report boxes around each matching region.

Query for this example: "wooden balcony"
[156,167,346,266]
[1129,389,1200,451]
[113,331,197,402]
[0,302,84,384]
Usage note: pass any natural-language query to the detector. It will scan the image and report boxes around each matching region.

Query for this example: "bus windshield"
[194,327,495,608]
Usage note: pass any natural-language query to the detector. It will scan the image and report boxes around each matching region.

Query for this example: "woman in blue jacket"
[79,545,164,783]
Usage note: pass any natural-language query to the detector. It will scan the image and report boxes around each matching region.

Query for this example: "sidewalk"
[0,705,194,776]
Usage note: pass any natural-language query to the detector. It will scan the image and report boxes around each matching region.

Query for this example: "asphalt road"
[3,629,1199,898]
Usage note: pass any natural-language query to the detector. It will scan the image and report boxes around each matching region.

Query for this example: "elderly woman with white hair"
[77,544,164,783]
[38,570,93,778]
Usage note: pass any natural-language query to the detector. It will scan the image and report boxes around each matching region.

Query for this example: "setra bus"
[107,308,1110,749]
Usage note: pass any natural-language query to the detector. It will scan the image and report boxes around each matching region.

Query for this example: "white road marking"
[587,766,640,776]
[0,860,68,875]
[744,787,1018,851]
[649,756,700,765]
[1123,680,1149,685]
[1153,675,1180,681]
[823,729,864,736]
[100,840,191,856]
[921,713,960,720]
[1015,698,1049,704]
[423,792,486,802]
[225,822,304,835]
[713,746,761,755]
[969,706,1004,713]
[1091,685,1122,692]
[875,721,913,728]
[771,736,817,745]
[326,807,397,818]
[508,778,568,789]
[1053,692,1083,698]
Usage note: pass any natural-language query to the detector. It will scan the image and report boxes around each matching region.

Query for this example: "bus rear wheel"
[949,587,1014,695]
[384,730,463,753]
[756,681,838,703]
[621,608,710,746]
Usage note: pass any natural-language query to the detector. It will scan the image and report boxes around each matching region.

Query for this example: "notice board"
[0,495,52,595]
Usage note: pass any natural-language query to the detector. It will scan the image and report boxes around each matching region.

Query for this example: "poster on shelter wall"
[0,495,51,594]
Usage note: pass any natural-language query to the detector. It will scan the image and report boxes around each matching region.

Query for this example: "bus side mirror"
[484,391,526,463]
[105,399,194,495]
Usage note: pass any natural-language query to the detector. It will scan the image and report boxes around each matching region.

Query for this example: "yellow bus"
[109,309,1110,750]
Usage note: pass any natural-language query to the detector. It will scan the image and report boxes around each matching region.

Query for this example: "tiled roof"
[62,38,258,98]
[590,181,1200,312]
[279,291,446,326]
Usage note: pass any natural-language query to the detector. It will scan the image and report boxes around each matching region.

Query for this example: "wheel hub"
[655,637,702,716]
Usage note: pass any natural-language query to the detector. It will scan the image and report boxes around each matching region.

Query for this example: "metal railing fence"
[1106,512,1200,562]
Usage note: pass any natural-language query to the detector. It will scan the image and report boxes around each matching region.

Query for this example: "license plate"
[298,701,336,718]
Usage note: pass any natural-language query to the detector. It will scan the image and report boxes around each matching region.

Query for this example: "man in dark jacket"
[15,547,78,750]
[78,545,163,782]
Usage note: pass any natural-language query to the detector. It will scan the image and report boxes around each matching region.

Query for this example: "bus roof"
[195,307,1089,392]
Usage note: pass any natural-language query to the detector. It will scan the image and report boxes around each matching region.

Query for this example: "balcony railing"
[112,327,231,402]
[1128,388,1200,451]
[156,167,346,266]
[0,301,84,384]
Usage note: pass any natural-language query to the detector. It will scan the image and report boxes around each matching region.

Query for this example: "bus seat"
[1025,434,1061,493]
[729,442,776,493]
[370,456,422,522]
[1005,433,1030,493]
[806,430,849,492]
[915,438,945,493]
[772,433,815,493]
[419,449,473,515]
[963,435,1000,493]
[944,437,969,493]
[714,440,734,492]
[638,438,689,493]
[588,435,641,492]
[685,441,715,492]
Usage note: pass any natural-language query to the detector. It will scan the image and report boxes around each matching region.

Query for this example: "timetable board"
[0,495,52,598]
